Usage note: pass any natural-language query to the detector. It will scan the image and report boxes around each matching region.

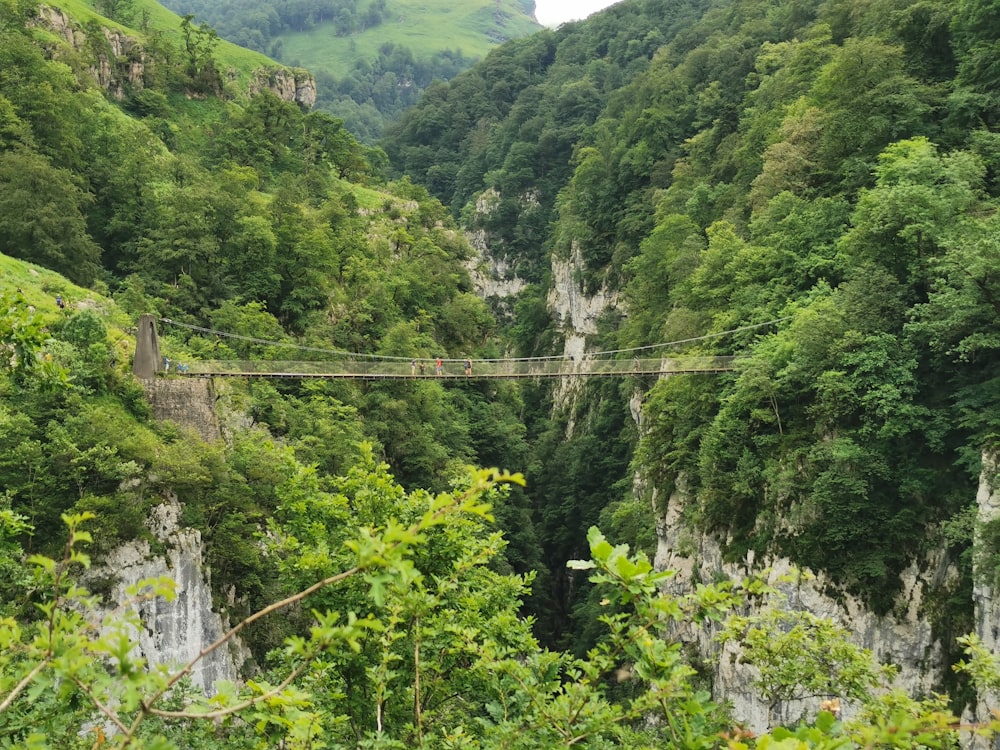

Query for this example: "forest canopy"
[5,0,1000,744]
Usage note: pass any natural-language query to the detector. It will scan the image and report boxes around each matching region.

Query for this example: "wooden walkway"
[172,355,736,380]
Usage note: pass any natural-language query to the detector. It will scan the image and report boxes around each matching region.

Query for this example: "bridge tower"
[132,314,161,379]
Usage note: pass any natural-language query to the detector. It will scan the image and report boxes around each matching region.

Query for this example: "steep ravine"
[535,228,990,730]
[105,222,992,714]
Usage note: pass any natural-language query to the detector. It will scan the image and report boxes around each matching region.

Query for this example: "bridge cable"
[159,315,791,363]
[588,316,793,356]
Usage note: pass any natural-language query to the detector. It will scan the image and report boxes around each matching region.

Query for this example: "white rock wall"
[967,452,1000,736]
[94,499,245,696]
[653,480,950,730]
[464,181,992,732]
[546,242,620,360]
[465,189,529,302]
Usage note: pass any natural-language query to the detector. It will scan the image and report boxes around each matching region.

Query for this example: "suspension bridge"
[132,315,782,381]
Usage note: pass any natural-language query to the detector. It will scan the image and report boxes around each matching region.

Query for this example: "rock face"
[465,239,527,303]
[546,242,620,361]
[465,189,529,305]
[967,452,1000,733]
[248,68,317,108]
[652,475,951,730]
[466,213,991,729]
[83,379,246,697]
[543,241,621,409]
[37,6,146,99]
[94,499,245,695]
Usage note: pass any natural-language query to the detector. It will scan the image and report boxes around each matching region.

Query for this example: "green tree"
[0,94,32,150]
[4,506,990,748]
[0,151,101,285]
[721,598,892,724]
[952,0,1000,94]
[179,14,222,93]
[94,0,136,24]
[810,38,934,190]
[836,138,983,291]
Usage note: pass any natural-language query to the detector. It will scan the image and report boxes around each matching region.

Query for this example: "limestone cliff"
[88,374,248,696]
[37,6,146,99]
[650,468,951,730]
[89,497,246,696]
[465,188,529,309]
[541,238,966,724]
[466,205,991,730]
[966,453,1000,735]
[466,185,620,359]
[546,242,620,362]
[248,67,317,109]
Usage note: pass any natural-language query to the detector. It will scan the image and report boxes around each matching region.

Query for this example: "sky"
[533,0,622,27]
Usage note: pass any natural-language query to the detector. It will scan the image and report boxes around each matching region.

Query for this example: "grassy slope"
[0,174,429,367]
[50,0,539,86]
[47,0,293,89]
[0,256,134,335]
[277,0,541,76]
[3,256,92,307]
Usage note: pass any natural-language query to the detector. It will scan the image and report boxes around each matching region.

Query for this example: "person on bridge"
[411,359,417,376]
[464,358,472,376]
[435,357,443,376]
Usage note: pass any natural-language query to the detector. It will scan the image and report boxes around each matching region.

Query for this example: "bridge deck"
[172,356,736,379]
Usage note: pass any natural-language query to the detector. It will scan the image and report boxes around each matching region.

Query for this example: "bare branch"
[0,659,49,713]
[72,676,132,736]
[148,661,310,721]
[132,564,362,734]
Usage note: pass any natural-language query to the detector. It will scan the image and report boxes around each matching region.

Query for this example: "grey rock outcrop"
[37,6,146,99]
[652,480,950,730]
[93,499,246,696]
[465,189,529,305]
[547,242,620,361]
[248,68,317,108]
[965,452,1000,739]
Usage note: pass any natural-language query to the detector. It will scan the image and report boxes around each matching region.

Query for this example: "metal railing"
[173,356,737,379]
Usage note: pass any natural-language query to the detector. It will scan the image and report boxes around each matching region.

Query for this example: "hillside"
[45,0,311,94]
[274,0,540,68]
[155,0,543,139]
[382,0,1000,680]
[6,0,1000,745]
[0,0,532,501]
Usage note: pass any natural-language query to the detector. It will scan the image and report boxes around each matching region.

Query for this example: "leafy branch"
[0,468,522,747]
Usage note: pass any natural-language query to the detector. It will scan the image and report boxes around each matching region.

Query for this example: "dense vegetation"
[155,0,541,140]
[382,0,1000,627]
[1,274,997,744]
[5,0,1000,744]
[0,0,538,605]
